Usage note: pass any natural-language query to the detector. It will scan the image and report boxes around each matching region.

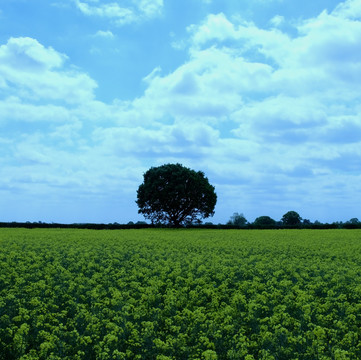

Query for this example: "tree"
[253,216,276,228]
[345,218,361,229]
[136,163,217,226]
[282,211,302,227]
[227,212,247,227]
[348,218,360,225]
[302,219,312,226]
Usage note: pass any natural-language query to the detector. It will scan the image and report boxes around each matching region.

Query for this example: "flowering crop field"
[1,229,361,360]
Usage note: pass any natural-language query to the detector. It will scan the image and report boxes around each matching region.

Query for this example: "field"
[1,229,361,359]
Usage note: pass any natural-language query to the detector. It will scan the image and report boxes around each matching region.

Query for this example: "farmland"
[1,229,361,359]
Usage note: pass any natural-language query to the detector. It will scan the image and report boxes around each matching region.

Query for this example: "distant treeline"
[0,222,152,230]
[0,221,361,230]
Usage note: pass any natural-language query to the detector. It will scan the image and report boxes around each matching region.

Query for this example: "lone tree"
[136,163,217,226]
[282,211,302,227]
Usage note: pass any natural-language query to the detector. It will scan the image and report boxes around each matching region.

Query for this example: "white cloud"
[187,13,239,46]
[95,1,361,196]
[94,30,115,38]
[270,15,285,27]
[76,1,129,17]
[146,4,361,219]
[232,95,328,136]
[0,37,66,71]
[2,0,361,223]
[0,96,73,123]
[293,11,361,68]
[188,13,291,58]
[74,0,163,25]
[137,0,163,18]
[187,8,361,95]
[333,0,361,19]
[0,37,97,104]
[134,46,273,125]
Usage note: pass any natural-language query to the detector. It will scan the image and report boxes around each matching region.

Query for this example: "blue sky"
[1,0,361,224]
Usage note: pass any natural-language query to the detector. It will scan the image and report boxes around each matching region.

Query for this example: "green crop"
[1,228,361,359]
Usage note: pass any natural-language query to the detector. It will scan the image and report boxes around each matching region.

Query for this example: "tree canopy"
[136,163,217,226]
[282,211,302,227]
[253,216,276,228]
[227,212,248,227]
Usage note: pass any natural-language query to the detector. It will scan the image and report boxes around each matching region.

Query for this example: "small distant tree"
[345,218,361,228]
[253,216,276,228]
[136,163,217,227]
[282,211,302,227]
[333,221,344,229]
[227,212,247,227]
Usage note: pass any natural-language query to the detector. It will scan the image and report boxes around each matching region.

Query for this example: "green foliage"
[227,213,247,227]
[348,218,360,224]
[282,211,302,227]
[136,163,217,226]
[1,228,361,359]
[253,216,276,228]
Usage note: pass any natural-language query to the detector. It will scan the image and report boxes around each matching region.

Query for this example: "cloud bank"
[1,0,361,223]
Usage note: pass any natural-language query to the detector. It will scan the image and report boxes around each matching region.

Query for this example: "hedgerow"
[1,229,361,359]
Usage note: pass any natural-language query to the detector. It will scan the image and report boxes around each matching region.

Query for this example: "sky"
[1,0,361,224]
